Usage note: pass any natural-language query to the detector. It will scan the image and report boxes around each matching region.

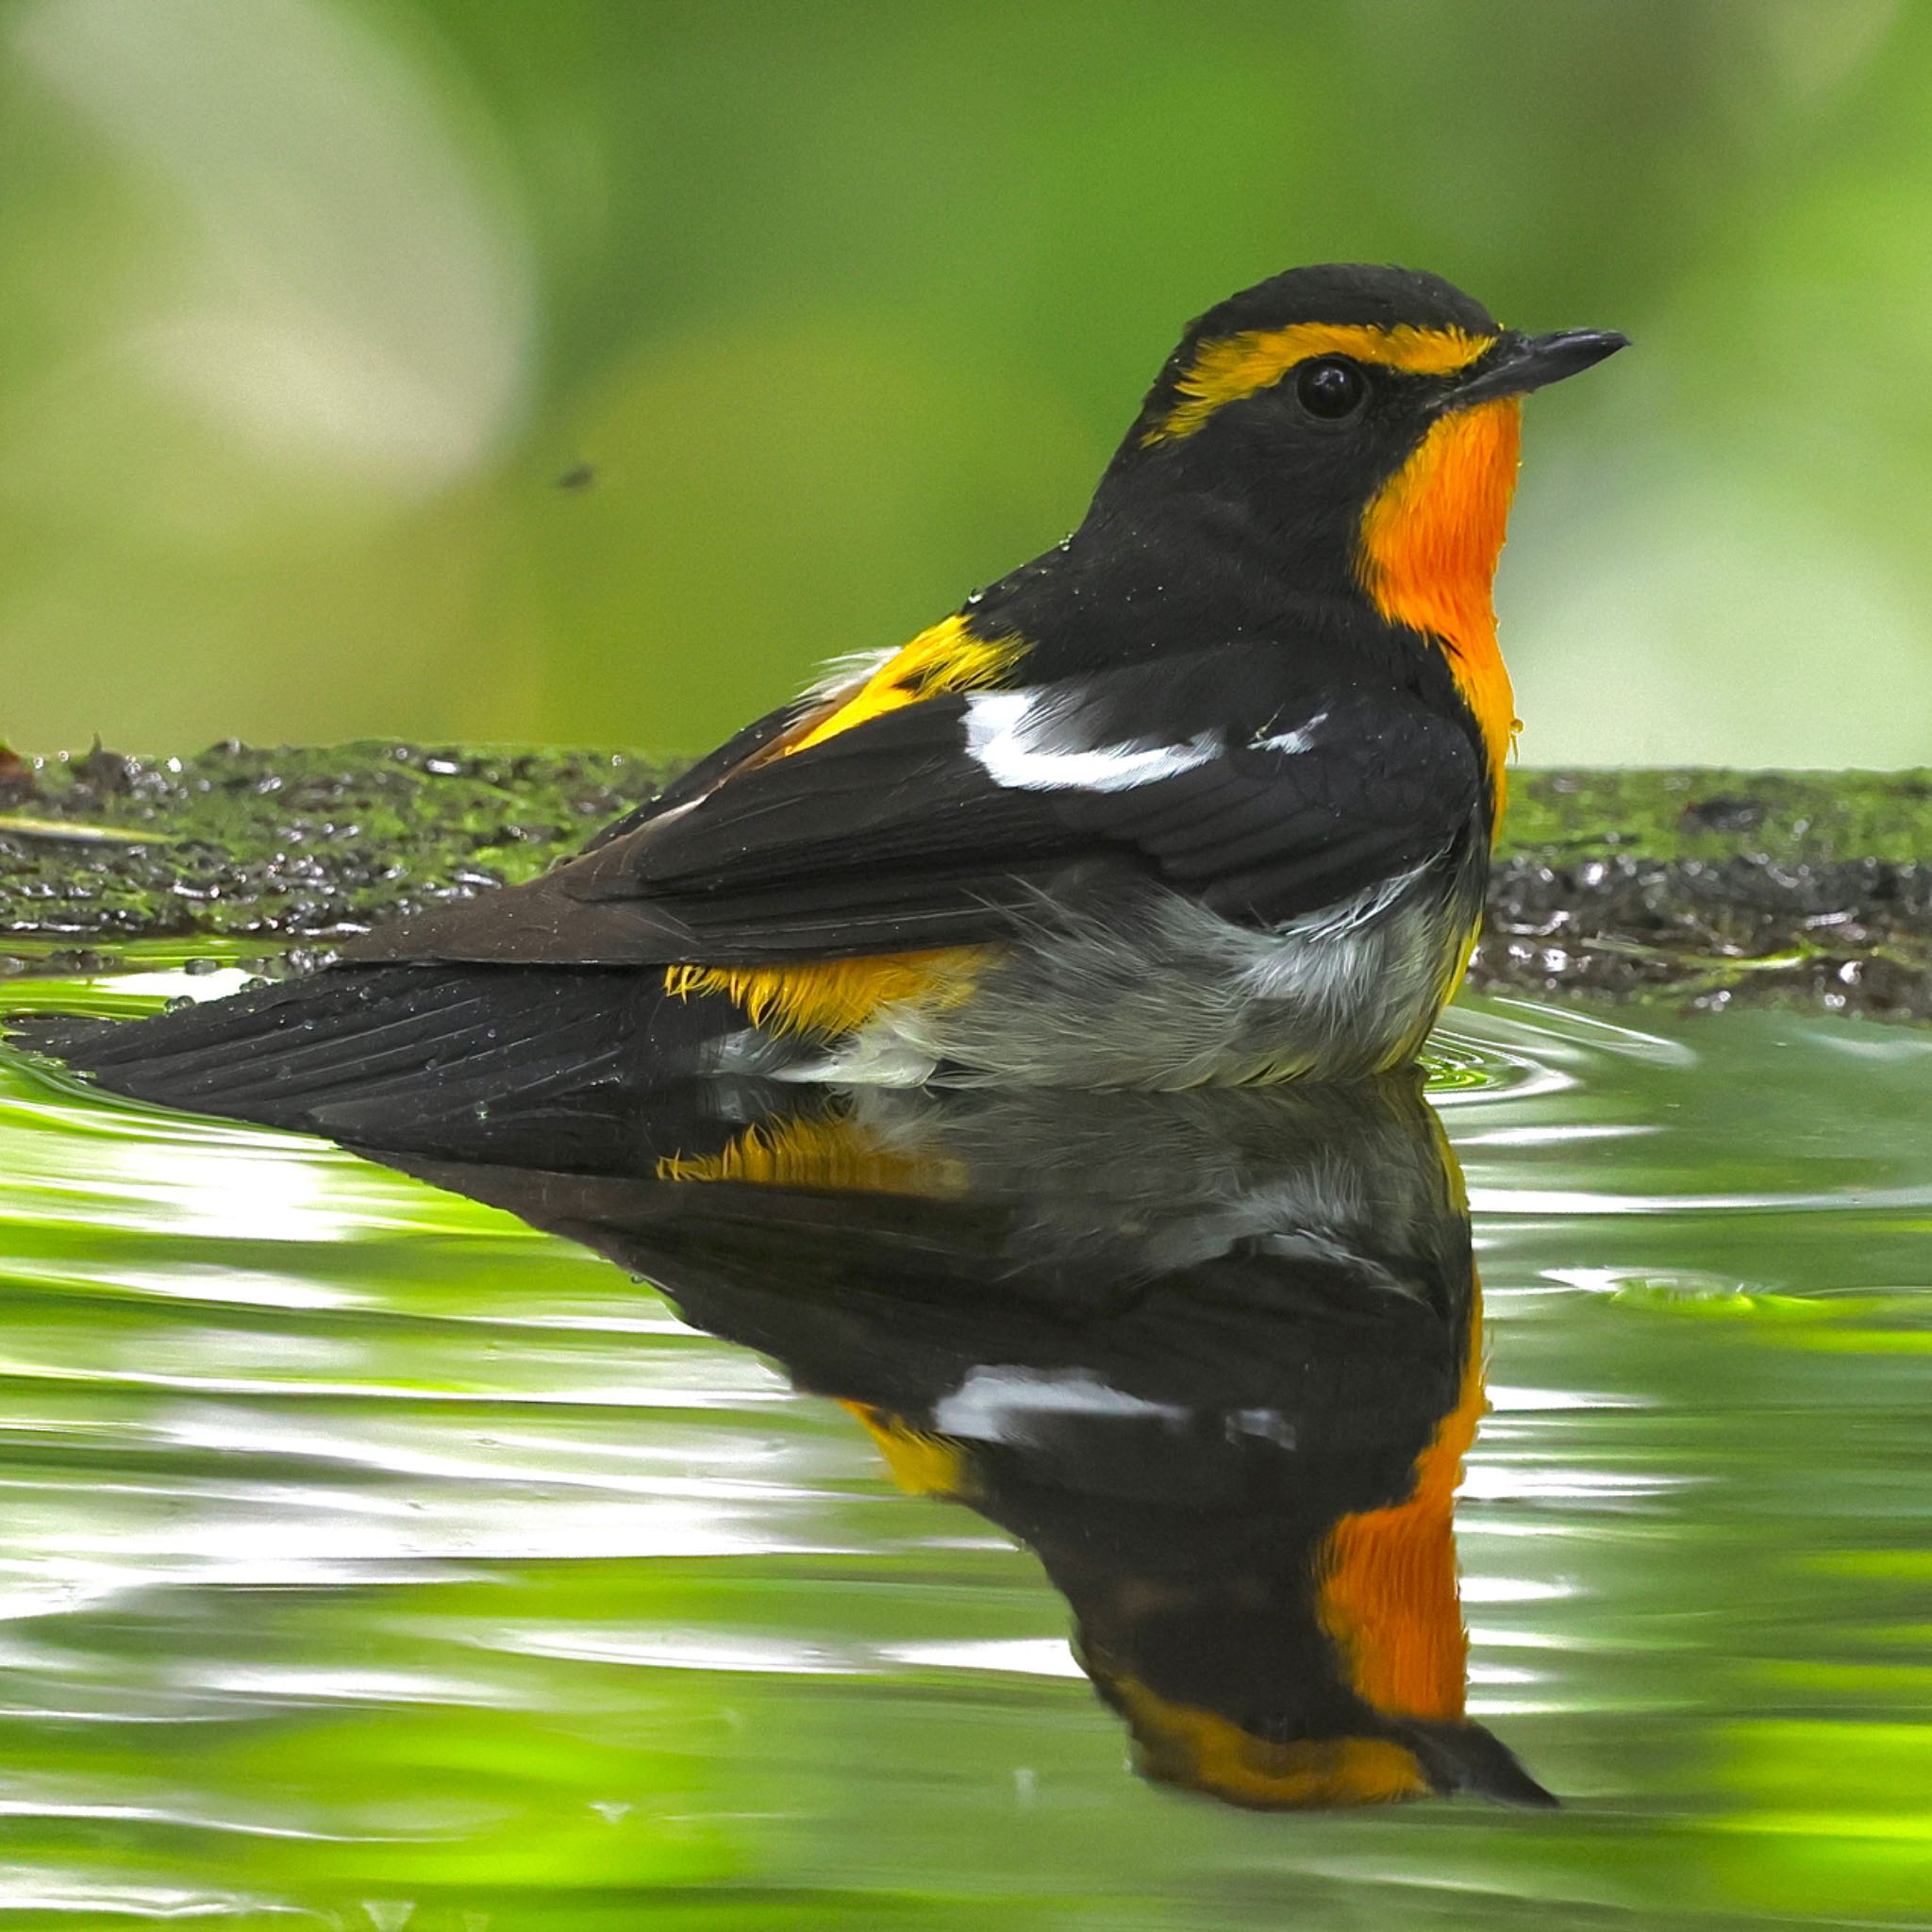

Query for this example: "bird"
[35,263,1624,1119]
[349,1069,1554,1808]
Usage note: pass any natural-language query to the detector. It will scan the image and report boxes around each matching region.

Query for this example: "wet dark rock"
[0,744,1926,1019]
[1475,769,1932,1019]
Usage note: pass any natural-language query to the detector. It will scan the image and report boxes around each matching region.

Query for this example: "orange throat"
[1357,398,1522,814]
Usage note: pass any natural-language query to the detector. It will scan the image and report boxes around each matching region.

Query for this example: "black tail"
[17,965,758,1156]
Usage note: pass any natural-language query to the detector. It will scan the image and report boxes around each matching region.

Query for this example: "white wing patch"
[1251,708,1329,756]
[932,1366,1188,1442]
[965,690,1221,794]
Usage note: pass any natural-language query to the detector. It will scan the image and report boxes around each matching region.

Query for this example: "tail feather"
[19,964,758,1143]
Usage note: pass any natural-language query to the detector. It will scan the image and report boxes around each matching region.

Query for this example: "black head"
[1097,262,1625,605]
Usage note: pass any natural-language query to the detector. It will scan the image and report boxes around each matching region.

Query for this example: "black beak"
[1448,328,1628,409]
[1407,1718,1562,1810]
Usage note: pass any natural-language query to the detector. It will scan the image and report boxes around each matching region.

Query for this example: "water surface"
[1,964,1927,1929]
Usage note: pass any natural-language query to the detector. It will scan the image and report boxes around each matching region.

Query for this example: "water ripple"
[0,973,1925,1926]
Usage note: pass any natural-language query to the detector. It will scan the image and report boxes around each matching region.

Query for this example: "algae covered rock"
[2,741,1926,1016]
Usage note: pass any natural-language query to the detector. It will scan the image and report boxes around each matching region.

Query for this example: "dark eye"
[1295,357,1366,421]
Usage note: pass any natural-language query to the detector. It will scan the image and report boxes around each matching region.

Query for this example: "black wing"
[575,682,838,854]
[345,643,1483,966]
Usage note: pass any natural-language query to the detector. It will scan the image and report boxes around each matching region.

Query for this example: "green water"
[1,963,1928,1929]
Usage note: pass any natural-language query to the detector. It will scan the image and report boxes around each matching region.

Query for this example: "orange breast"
[1357,399,1523,816]
[1313,1286,1485,1724]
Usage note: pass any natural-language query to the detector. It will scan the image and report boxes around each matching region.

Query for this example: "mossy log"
[1,742,1926,1018]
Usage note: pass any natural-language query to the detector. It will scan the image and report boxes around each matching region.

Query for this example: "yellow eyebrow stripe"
[1146,322,1495,444]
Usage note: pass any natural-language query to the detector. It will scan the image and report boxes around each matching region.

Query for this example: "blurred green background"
[2,0,1928,769]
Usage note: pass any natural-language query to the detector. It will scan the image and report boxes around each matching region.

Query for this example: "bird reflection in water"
[343,1068,1552,1813]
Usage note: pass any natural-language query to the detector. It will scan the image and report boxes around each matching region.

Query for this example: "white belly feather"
[795,854,1478,1091]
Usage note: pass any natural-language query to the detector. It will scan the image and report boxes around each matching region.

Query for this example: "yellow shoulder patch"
[789,613,1024,752]
[658,613,1013,1041]
[838,1400,974,1499]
